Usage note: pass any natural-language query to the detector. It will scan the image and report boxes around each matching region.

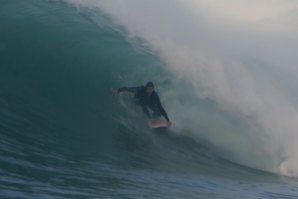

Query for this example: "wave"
[1,0,298,182]
[65,0,298,177]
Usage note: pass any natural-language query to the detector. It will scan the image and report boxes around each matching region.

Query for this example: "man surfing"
[112,82,171,127]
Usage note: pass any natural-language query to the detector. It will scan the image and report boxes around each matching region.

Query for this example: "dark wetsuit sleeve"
[154,94,170,122]
[117,86,141,93]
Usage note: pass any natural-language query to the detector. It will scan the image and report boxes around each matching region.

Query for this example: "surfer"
[112,82,171,126]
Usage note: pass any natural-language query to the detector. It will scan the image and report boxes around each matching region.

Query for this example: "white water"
[67,0,298,177]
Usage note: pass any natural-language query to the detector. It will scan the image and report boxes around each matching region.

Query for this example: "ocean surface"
[1,0,298,198]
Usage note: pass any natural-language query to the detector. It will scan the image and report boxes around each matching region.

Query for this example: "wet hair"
[145,81,154,88]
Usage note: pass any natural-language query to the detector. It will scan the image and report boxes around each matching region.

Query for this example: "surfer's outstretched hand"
[112,88,118,95]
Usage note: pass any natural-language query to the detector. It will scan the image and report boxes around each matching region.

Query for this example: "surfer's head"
[145,81,154,96]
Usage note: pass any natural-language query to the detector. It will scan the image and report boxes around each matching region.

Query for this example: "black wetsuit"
[118,86,170,121]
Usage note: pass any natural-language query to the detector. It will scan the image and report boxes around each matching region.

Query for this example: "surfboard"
[150,118,169,129]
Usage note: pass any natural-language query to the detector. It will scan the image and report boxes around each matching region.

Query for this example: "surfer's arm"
[159,106,170,122]
[155,94,170,122]
[116,86,142,93]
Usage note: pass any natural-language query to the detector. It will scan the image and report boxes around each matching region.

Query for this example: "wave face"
[1,0,298,198]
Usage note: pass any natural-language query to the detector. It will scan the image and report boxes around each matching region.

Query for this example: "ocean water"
[1,0,298,198]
